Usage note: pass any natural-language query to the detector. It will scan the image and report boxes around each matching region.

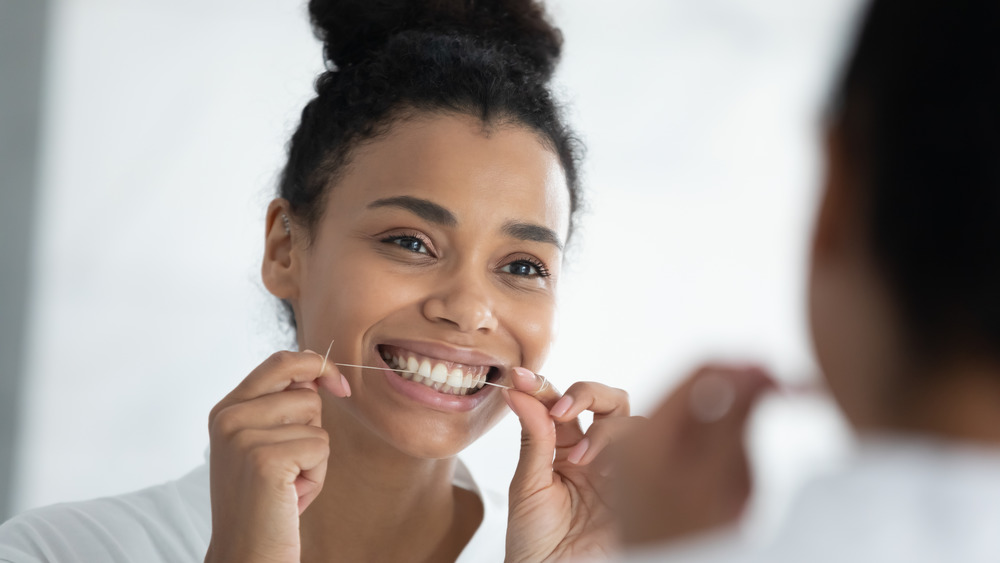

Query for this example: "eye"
[501,259,549,278]
[382,234,430,255]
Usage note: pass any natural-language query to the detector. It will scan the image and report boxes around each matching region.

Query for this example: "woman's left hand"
[504,367,637,562]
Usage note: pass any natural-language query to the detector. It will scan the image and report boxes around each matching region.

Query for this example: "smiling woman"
[0,1,634,562]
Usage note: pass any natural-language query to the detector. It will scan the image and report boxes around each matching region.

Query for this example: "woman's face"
[270,113,570,458]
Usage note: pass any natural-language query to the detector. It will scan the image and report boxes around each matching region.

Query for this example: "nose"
[421,268,499,333]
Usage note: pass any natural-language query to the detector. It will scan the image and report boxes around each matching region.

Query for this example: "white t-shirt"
[0,457,507,563]
[621,435,1000,563]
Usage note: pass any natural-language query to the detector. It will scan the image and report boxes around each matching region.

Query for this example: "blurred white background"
[7,0,863,537]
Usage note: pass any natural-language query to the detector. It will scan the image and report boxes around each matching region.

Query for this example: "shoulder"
[0,464,210,563]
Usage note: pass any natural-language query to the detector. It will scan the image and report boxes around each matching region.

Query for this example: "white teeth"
[381,348,492,395]
[447,368,464,388]
[430,363,449,383]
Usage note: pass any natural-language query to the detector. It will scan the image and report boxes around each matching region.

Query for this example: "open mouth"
[378,344,500,396]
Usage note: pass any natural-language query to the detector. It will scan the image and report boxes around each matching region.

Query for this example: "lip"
[374,340,507,413]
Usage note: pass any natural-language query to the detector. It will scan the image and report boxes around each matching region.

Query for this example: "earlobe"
[261,199,299,300]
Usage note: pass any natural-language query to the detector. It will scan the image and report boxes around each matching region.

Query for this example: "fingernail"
[549,395,574,418]
[567,437,590,465]
[512,366,535,383]
[690,374,735,423]
[340,374,352,397]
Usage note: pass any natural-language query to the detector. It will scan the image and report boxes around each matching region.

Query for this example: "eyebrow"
[502,221,563,250]
[368,195,562,249]
[367,196,457,226]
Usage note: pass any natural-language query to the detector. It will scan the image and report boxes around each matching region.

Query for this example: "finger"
[548,381,631,422]
[295,454,329,514]
[504,388,558,495]
[646,364,775,430]
[562,415,646,466]
[510,367,588,445]
[248,435,330,495]
[228,423,330,453]
[210,388,324,437]
[511,367,562,407]
[220,351,348,410]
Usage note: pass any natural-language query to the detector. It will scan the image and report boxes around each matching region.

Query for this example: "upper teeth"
[381,348,490,396]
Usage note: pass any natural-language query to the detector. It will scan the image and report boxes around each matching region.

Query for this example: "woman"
[614,0,1000,560]
[0,1,631,561]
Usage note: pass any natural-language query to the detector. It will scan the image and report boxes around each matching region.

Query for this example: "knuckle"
[229,428,258,451]
[305,425,330,444]
[302,389,323,414]
[268,350,297,369]
[287,389,322,419]
[209,406,241,439]
[207,403,222,429]
[246,445,276,475]
[565,381,592,398]
[309,435,331,454]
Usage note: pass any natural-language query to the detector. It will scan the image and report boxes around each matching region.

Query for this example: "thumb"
[505,389,557,496]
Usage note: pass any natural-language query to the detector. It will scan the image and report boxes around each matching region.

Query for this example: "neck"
[867,359,1000,445]
[298,398,480,563]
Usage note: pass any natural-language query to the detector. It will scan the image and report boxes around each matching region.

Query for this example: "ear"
[262,198,300,301]
[812,123,858,262]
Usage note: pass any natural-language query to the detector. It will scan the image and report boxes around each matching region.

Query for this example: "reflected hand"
[504,368,639,562]
[204,350,350,563]
[613,364,775,548]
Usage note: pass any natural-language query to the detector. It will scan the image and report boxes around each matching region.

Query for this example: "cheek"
[299,255,424,350]
[505,296,557,370]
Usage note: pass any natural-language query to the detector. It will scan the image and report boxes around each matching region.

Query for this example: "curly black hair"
[831,0,1000,365]
[279,0,582,241]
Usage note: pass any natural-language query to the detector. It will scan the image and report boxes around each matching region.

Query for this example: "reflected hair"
[830,0,1000,364]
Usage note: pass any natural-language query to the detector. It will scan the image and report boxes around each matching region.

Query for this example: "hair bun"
[308,0,563,78]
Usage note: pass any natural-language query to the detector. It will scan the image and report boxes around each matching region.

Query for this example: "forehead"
[325,113,571,236]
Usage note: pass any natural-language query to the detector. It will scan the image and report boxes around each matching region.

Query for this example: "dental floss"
[330,362,516,390]
[317,338,551,392]
[319,339,334,378]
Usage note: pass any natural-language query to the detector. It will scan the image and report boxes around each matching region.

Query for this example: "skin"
[612,124,1000,548]
[205,113,635,563]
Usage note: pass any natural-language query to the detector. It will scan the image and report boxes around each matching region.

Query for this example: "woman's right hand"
[203,350,351,563]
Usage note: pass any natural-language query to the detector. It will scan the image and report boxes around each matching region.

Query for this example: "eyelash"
[380,231,434,255]
[503,256,551,278]
[379,232,551,279]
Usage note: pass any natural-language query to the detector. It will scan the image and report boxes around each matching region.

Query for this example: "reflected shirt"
[0,456,506,562]
[622,435,1000,563]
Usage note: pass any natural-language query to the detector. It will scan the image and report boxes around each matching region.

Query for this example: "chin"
[379,409,508,459]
